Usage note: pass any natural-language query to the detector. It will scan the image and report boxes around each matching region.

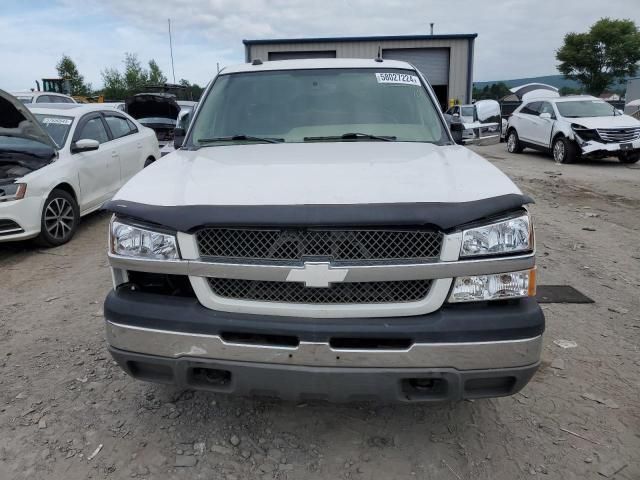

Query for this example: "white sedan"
[0,90,160,246]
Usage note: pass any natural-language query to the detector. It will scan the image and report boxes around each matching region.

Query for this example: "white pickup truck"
[103,59,544,402]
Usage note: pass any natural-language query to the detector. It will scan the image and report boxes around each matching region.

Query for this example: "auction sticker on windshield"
[375,73,420,86]
[41,117,73,125]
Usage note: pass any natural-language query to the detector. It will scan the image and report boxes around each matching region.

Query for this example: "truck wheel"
[552,136,577,164]
[506,129,523,153]
[144,156,156,167]
[36,189,79,247]
[618,151,640,164]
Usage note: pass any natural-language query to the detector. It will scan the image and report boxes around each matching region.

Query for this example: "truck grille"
[207,278,432,304]
[596,127,640,143]
[196,227,443,263]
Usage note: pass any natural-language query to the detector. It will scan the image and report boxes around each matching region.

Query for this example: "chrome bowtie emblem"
[286,262,348,288]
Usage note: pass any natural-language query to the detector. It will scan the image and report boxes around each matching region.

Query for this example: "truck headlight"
[448,269,536,303]
[110,219,179,260]
[460,212,532,258]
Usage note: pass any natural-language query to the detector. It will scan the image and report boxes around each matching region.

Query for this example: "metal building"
[243,34,477,108]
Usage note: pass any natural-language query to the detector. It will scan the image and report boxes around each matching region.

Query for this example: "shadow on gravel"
[0,210,111,263]
[522,150,634,168]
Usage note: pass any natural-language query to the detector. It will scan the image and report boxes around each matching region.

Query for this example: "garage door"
[268,50,337,60]
[382,48,450,85]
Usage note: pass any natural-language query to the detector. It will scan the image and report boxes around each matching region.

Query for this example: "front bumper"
[104,289,544,402]
[578,138,640,155]
[0,196,42,242]
[109,347,539,402]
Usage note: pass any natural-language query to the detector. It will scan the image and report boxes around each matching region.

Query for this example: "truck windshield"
[556,100,617,118]
[190,68,449,146]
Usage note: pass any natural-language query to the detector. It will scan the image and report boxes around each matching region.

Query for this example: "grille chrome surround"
[196,227,443,263]
[207,278,433,305]
[596,127,640,143]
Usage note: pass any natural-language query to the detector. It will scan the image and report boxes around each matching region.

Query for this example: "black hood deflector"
[105,194,534,233]
[125,93,180,120]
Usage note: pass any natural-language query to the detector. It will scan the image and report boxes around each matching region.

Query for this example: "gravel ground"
[1,143,639,480]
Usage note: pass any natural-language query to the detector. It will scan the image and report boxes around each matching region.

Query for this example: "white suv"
[506,95,640,164]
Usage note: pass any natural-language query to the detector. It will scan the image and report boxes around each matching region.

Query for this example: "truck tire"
[552,136,577,164]
[506,129,523,153]
[36,189,80,247]
[618,151,640,164]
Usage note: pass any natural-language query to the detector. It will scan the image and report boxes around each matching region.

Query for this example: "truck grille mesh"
[596,127,640,143]
[207,278,433,304]
[196,228,443,262]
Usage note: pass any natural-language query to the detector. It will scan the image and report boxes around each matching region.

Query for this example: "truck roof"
[221,58,417,74]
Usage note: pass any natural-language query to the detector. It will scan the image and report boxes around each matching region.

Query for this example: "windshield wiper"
[304,132,397,142]
[198,135,284,145]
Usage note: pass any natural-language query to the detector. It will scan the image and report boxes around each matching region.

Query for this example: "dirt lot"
[1,143,639,480]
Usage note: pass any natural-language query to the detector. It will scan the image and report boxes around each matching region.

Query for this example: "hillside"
[474,74,628,91]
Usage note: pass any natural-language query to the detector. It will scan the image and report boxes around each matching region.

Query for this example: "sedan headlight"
[460,213,532,258]
[448,269,536,303]
[0,183,27,202]
[110,219,179,260]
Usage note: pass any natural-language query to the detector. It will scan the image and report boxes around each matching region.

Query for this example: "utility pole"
[168,18,176,83]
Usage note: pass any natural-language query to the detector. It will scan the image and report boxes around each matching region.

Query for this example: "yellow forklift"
[35,78,103,103]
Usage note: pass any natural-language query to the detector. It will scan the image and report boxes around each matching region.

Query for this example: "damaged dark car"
[125,93,180,151]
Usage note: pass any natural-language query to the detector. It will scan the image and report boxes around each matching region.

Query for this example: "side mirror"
[71,138,100,153]
[173,127,186,149]
[539,112,552,120]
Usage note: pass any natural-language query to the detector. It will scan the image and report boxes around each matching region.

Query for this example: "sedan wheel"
[36,189,79,247]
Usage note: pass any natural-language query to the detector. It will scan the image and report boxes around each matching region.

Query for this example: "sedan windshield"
[190,68,449,146]
[556,100,617,118]
[16,96,33,104]
[34,114,73,148]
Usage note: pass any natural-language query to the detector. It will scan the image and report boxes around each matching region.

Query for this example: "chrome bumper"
[106,320,542,370]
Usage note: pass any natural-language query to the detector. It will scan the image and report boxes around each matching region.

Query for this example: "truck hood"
[0,88,58,150]
[114,142,522,207]
[107,142,531,230]
[567,114,640,130]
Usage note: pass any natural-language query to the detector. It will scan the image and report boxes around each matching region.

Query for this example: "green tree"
[178,78,204,100]
[556,18,640,95]
[148,59,167,84]
[559,86,583,96]
[473,82,511,100]
[123,53,149,93]
[56,55,90,96]
[101,67,127,100]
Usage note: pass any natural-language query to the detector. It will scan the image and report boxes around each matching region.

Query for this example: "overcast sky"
[1,0,639,91]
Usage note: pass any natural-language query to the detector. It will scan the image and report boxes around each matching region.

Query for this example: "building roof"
[221,58,416,74]
[243,33,478,46]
